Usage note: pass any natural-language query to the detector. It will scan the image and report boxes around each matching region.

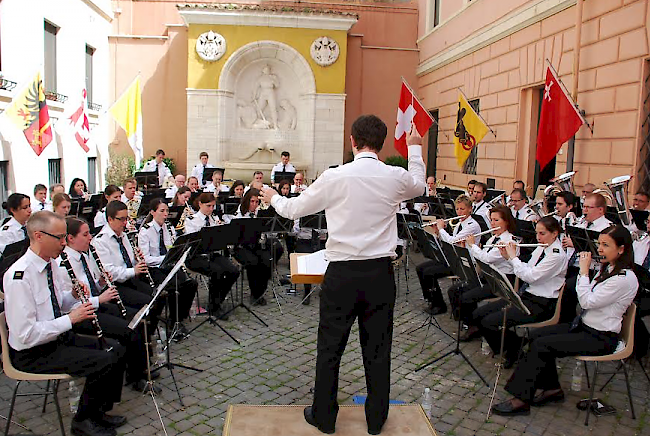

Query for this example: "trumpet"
[483,243,548,248]
[422,215,467,227]
[451,227,501,244]
[88,244,128,318]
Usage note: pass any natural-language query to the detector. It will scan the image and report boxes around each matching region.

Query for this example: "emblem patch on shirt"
[2,225,8,231]
[143,223,151,229]
[13,271,24,280]
[553,248,560,253]
[95,233,103,238]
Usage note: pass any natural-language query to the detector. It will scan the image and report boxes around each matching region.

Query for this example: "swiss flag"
[394,81,433,158]
[536,65,585,170]
[67,89,91,152]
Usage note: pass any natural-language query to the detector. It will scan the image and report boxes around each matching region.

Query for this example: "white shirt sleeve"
[576,274,633,310]
[510,249,566,285]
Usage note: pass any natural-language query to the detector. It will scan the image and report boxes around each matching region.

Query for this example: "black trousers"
[10,334,125,421]
[186,253,239,312]
[312,258,396,432]
[559,267,580,323]
[73,303,146,384]
[505,323,618,402]
[119,278,164,329]
[235,245,272,299]
[416,259,451,307]
[474,293,557,358]
[448,284,495,325]
[150,268,198,323]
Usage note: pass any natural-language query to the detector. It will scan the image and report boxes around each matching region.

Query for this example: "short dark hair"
[34,184,47,195]
[351,114,387,152]
[510,188,527,199]
[586,193,607,209]
[2,193,30,216]
[197,192,215,205]
[199,152,208,158]
[281,151,290,158]
[66,217,89,238]
[473,182,487,194]
[468,180,478,185]
[490,205,516,233]
[537,215,562,235]
[101,185,122,208]
[514,180,525,187]
[253,171,263,176]
[635,190,650,199]
[106,201,127,219]
[155,149,165,156]
[555,191,577,211]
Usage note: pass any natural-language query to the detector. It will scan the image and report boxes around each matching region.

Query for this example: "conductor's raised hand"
[260,187,278,205]
[68,301,95,324]
[407,123,423,146]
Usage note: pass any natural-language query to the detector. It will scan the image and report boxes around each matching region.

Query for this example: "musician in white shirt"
[141,149,172,187]
[475,216,568,369]
[290,172,308,194]
[271,151,296,184]
[94,185,122,230]
[418,195,481,315]
[553,191,579,230]
[0,193,31,255]
[31,184,52,212]
[186,176,201,193]
[204,170,230,194]
[244,171,269,194]
[510,188,535,221]
[165,175,186,199]
[190,151,216,188]
[492,225,637,416]
[471,182,491,228]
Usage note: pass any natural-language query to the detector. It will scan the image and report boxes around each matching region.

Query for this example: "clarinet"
[129,235,157,289]
[88,244,128,318]
[164,219,191,276]
[59,251,112,352]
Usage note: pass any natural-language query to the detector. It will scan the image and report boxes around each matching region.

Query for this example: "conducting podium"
[290,251,328,284]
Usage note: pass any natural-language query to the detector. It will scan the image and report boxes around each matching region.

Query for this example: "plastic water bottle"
[571,361,582,391]
[68,381,80,414]
[156,340,166,366]
[189,298,198,321]
[421,387,432,420]
[158,327,167,343]
[481,338,491,356]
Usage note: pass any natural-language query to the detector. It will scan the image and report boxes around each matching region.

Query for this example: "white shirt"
[184,210,222,235]
[91,226,137,283]
[0,217,27,255]
[94,208,108,229]
[271,162,296,183]
[438,216,481,244]
[291,184,308,194]
[577,268,638,333]
[191,163,216,188]
[270,147,426,262]
[510,205,536,221]
[244,184,269,194]
[56,246,102,309]
[165,185,179,199]
[31,199,52,212]
[509,237,567,298]
[142,160,172,186]
[138,220,176,267]
[468,231,517,275]
[203,183,229,193]
[120,192,142,204]
[634,237,650,266]
[4,249,79,350]
[472,200,491,228]
[233,207,257,219]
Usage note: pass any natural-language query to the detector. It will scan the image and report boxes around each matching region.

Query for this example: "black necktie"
[516,210,520,219]
[114,235,134,268]
[21,226,27,239]
[40,203,45,210]
[487,236,500,252]
[80,254,100,297]
[205,216,210,227]
[535,250,546,266]
[159,228,167,255]
[45,263,62,318]
[587,221,594,229]
[283,164,286,173]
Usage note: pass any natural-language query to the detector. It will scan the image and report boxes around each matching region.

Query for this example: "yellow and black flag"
[453,93,489,168]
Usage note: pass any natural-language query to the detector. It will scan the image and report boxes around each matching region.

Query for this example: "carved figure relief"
[196,31,226,62]
[310,37,339,67]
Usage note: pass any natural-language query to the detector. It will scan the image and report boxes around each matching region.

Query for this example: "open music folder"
[290,250,329,284]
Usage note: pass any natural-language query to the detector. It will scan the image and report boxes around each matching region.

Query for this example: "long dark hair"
[68,178,87,197]
[142,198,167,225]
[277,179,291,197]
[172,186,191,206]
[2,193,30,216]
[240,188,260,215]
[230,180,245,197]
[594,225,634,284]
[489,205,516,233]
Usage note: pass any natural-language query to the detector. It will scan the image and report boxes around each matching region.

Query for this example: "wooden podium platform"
[223,404,438,436]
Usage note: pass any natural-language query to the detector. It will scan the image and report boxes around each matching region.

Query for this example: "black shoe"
[459,326,480,342]
[502,354,517,369]
[94,414,127,429]
[425,304,447,315]
[532,389,565,407]
[71,418,116,436]
[490,399,530,416]
[251,296,267,306]
[215,307,230,321]
[132,379,162,394]
[368,422,385,435]
[303,407,334,434]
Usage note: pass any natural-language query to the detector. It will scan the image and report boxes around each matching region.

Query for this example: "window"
[462,99,480,175]
[428,0,441,31]
[638,60,650,194]
[0,161,8,220]
[48,158,61,185]
[85,45,95,104]
[44,21,58,93]
[87,157,97,193]
[426,110,439,177]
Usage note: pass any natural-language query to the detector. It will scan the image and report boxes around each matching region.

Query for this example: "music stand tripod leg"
[487,305,510,420]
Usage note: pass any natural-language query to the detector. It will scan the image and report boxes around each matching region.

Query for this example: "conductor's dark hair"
[2,193,30,216]
[351,114,387,152]
[593,225,634,284]
[34,184,47,194]
[537,216,561,236]
[556,191,577,211]
[281,151,290,158]
[66,216,89,238]
[489,205,516,233]
[106,201,127,219]
[241,188,260,215]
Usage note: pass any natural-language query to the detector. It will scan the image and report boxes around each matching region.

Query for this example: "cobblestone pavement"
[1,252,649,435]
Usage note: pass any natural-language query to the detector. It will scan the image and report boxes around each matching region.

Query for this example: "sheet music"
[296,250,329,275]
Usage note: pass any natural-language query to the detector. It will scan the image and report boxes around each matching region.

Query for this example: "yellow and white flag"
[109,77,143,166]
[453,93,489,168]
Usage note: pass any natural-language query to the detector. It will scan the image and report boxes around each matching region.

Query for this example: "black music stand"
[566,226,601,259]
[606,206,623,225]
[396,213,421,297]
[514,219,536,262]
[274,171,296,184]
[185,225,240,343]
[630,209,649,230]
[135,171,159,191]
[486,189,506,202]
[167,206,185,228]
[137,191,166,218]
[202,167,225,186]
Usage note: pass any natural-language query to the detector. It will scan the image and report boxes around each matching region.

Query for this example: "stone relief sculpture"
[310,37,339,67]
[278,99,297,130]
[253,65,280,129]
[236,142,279,161]
[196,31,226,62]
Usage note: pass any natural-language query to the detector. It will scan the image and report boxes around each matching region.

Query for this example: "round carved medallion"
[310,37,339,67]
[196,31,226,62]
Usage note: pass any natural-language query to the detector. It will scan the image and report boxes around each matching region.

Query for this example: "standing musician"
[416,195,481,315]
[138,198,198,335]
[492,225,637,416]
[455,205,519,341]
[233,188,274,306]
[190,151,216,189]
[474,216,567,369]
[184,193,239,320]
[260,115,425,435]
[94,185,122,229]
[90,201,162,327]
[0,193,31,255]
[60,217,152,393]
[141,149,172,187]
[52,193,72,217]
[4,211,127,436]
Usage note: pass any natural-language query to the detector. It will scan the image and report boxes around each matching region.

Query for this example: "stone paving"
[1,252,649,435]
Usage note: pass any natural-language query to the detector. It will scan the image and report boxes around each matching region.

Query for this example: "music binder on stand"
[273,171,296,184]
[135,170,160,191]
[202,167,225,186]
[566,226,601,260]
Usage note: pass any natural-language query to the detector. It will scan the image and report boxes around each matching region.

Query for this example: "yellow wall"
[187,24,348,94]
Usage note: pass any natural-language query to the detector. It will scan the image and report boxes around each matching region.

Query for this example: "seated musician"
[631,218,650,359]
[474,216,567,368]
[138,198,198,335]
[4,211,127,436]
[414,176,437,215]
[230,180,246,198]
[165,175,186,199]
[52,193,72,217]
[416,195,481,315]
[233,188,274,306]
[204,170,229,193]
[184,193,239,320]
[455,205,519,341]
[0,193,31,255]
[94,185,122,229]
[552,191,579,228]
[69,178,90,200]
[31,183,52,211]
[632,190,650,211]
[290,172,308,194]
[492,225,637,416]
[170,186,192,208]
[244,171,269,194]
[186,176,201,193]
[60,217,152,393]
[120,177,141,205]
[509,188,535,221]
[90,201,161,326]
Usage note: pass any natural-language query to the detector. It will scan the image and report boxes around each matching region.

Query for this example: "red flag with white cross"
[394,80,434,158]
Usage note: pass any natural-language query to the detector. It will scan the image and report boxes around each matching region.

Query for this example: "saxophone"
[175,201,194,231]
[127,197,141,231]
[88,244,128,318]
[59,252,112,351]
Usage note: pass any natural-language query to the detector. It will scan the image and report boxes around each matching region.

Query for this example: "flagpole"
[457,88,497,137]
[566,0,584,172]
[400,77,450,140]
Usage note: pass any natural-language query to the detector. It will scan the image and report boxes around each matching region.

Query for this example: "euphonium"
[487,193,506,209]
[544,171,577,198]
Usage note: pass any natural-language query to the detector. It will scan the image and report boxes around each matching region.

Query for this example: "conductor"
[261,115,425,434]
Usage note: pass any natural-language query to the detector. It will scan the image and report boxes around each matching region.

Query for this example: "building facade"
[417,0,650,195]
[0,0,113,205]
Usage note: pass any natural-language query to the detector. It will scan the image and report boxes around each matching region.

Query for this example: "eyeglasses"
[40,230,68,241]
[113,216,128,222]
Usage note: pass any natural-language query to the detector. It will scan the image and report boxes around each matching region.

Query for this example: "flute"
[483,243,548,248]
[451,227,501,244]
[88,244,128,318]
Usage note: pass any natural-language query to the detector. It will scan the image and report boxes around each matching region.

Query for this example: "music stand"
[202,167,225,186]
[135,171,160,191]
[137,191,167,218]
[166,206,185,229]
[630,209,649,230]
[566,226,601,259]
[514,219,536,262]
[274,171,296,184]
[606,206,623,225]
